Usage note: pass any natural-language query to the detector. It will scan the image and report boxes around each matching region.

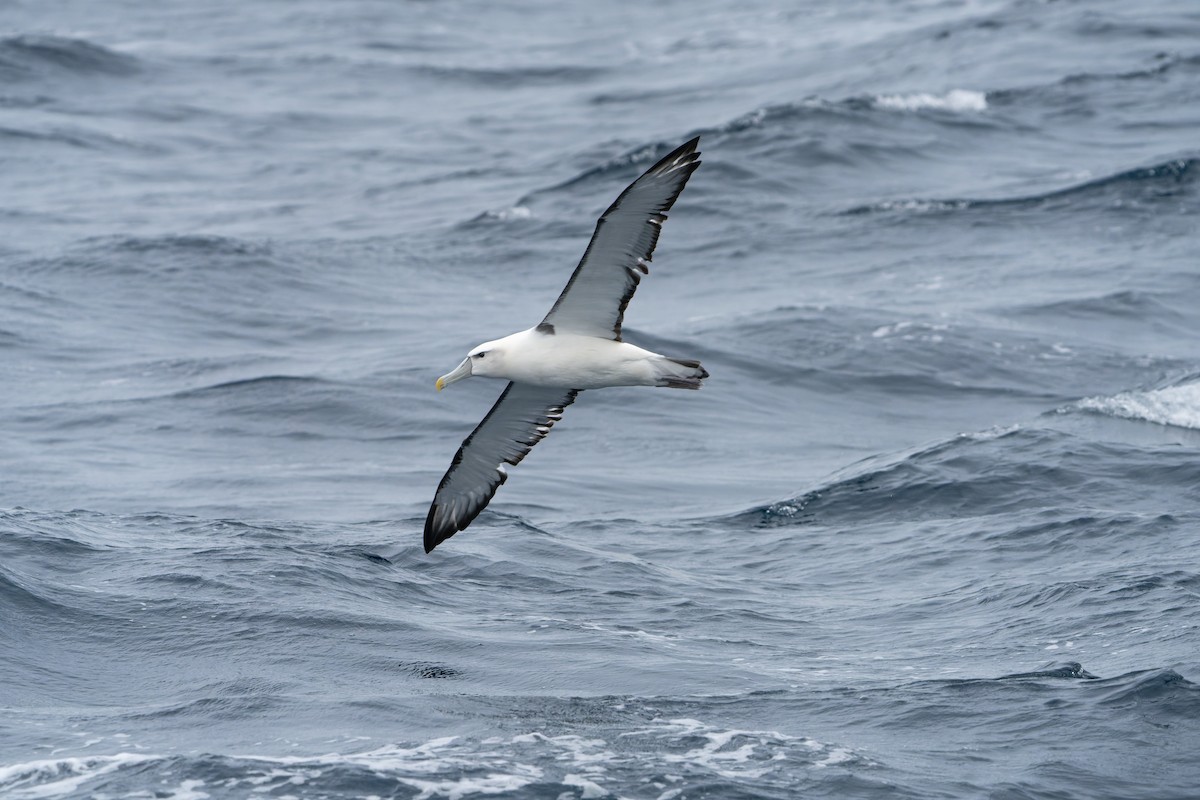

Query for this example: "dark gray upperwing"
[424,382,579,552]
[541,137,701,340]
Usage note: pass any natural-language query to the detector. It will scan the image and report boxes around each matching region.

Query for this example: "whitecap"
[476,205,532,222]
[874,89,987,112]
[1075,382,1200,430]
[0,753,159,799]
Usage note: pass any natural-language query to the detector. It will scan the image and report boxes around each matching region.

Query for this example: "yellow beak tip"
[435,379,445,392]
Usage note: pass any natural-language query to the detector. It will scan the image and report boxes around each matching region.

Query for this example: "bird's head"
[436,342,504,390]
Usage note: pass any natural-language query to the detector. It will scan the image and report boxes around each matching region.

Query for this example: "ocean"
[2,0,1199,797]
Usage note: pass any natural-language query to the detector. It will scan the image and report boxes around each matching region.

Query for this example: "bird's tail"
[652,357,710,390]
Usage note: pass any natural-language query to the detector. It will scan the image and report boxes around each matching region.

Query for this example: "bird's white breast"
[495,328,659,389]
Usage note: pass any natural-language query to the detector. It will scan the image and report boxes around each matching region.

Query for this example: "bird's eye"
[473,352,485,359]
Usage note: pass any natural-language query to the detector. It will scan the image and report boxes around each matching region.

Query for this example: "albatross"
[425,136,707,553]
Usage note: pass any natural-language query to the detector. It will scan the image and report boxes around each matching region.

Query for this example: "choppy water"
[3,1,1200,798]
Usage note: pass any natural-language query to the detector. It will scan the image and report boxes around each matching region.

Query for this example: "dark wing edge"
[424,382,580,553]
[541,136,702,340]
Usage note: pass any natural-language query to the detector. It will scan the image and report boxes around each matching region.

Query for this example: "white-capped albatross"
[425,137,707,553]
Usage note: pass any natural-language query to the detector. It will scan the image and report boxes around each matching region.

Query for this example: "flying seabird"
[425,137,707,553]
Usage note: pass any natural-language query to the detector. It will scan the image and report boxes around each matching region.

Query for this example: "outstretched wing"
[424,382,579,552]
[541,137,701,340]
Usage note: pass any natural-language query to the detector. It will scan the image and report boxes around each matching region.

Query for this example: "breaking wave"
[1074,381,1200,430]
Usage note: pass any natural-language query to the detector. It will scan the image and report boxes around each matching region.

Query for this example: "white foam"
[1,718,861,798]
[1075,382,1200,430]
[872,320,913,338]
[957,423,1021,442]
[874,89,987,112]
[620,717,858,781]
[652,719,788,780]
[563,773,608,798]
[478,205,532,222]
[865,198,971,213]
[222,736,575,798]
[163,779,209,799]
[0,753,158,799]
[813,747,857,768]
[870,320,950,340]
[402,772,541,800]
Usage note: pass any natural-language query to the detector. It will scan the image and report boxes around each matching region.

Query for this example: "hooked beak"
[435,358,472,391]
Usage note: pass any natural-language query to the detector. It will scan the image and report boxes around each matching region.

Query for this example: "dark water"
[3,1,1200,797]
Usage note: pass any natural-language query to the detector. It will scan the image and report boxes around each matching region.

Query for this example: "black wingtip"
[671,135,701,159]
[645,136,702,176]
[423,504,450,553]
[675,135,701,159]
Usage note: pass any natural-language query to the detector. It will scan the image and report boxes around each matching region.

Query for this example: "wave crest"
[1074,381,1200,430]
[846,156,1198,216]
[873,89,987,112]
[745,423,1199,527]
[0,35,139,79]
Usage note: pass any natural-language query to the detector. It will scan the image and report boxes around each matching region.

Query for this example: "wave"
[171,373,335,399]
[1018,289,1181,321]
[991,52,1200,101]
[0,753,160,800]
[711,90,990,134]
[1008,290,1200,347]
[101,234,271,257]
[0,711,859,799]
[1097,668,1200,709]
[0,564,81,619]
[518,138,696,202]
[905,665,1197,713]
[695,303,1181,404]
[0,507,106,544]
[0,94,53,110]
[501,91,1000,212]
[998,662,1098,680]
[0,122,161,153]
[845,156,1198,216]
[743,423,1200,527]
[164,375,418,441]
[0,35,139,80]
[1073,381,1200,430]
[408,62,605,87]
[463,204,533,226]
[0,327,27,347]
[872,89,987,112]
[86,234,278,275]
[460,83,1011,227]
[13,234,279,281]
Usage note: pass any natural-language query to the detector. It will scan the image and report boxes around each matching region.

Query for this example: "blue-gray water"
[3,1,1200,797]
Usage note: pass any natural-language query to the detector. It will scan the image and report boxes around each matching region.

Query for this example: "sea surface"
[3,0,1199,797]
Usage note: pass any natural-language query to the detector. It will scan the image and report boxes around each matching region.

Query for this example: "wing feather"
[424,382,579,552]
[541,137,701,340]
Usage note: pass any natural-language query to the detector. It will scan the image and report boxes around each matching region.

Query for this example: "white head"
[436,340,505,390]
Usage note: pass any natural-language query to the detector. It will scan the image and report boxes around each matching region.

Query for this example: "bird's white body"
[471,328,668,389]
